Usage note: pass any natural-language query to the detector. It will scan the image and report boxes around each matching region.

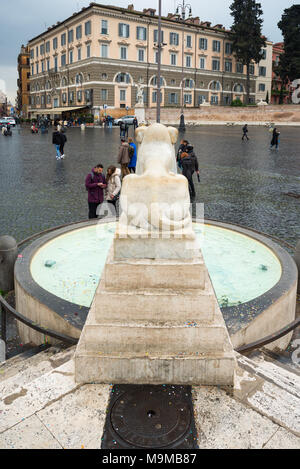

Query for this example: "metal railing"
[0,219,299,360]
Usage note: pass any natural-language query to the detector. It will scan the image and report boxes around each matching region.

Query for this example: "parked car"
[2,116,16,127]
[114,115,136,126]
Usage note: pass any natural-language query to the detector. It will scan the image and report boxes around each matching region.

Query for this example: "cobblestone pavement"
[0,124,300,246]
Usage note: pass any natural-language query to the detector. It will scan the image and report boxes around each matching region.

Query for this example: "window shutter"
[119,23,122,37]
[126,24,130,38]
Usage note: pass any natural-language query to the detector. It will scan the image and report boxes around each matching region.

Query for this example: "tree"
[273,54,290,104]
[278,5,300,82]
[230,0,266,105]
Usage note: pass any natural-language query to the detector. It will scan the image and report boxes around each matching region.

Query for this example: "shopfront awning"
[30,106,89,115]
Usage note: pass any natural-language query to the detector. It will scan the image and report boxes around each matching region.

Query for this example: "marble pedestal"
[134,104,146,124]
[75,238,236,386]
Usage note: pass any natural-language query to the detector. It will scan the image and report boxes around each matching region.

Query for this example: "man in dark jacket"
[85,165,107,219]
[59,129,67,159]
[242,124,249,141]
[52,126,63,160]
[180,147,200,202]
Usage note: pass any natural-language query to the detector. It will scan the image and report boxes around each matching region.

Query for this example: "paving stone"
[264,427,300,449]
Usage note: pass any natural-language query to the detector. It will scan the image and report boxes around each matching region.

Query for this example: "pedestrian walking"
[118,139,130,178]
[106,165,122,213]
[128,138,137,173]
[180,150,199,202]
[59,129,67,159]
[52,126,63,160]
[242,124,249,141]
[85,165,107,219]
[120,121,126,138]
[177,139,189,169]
[133,117,138,131]
[270,128,280,151]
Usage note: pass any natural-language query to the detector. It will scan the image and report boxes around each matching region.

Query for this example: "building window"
[261,49,267,60]
[41,61,45,72]
[168,93,178,104]
[69,50,73,64]
[137,26,146,41]
[61,54,66,66]
[186,35,192,48]
[41,95,45,106]
[184,94,192,104]
[171,79,176,85]
[77,90,82,102]
[68,30,74,43]
[155,51,160,63]
[185,79,194,88]
[199,57,206,69]
[236,62,244,73]
[101,89,108,101]
[212,59,220,71]
[120,46,127,60]
[259,83,266,91]
[47,59,50,71]
[198,95,206,104]
[225,42,232,55]
[170,32,179,46]
[53,98,59,108]
[46,41,50,53]
[234,84,244,93]
[78,47,82,61]
[86,44,91,58]
[61,33,66,47]
[101,44,108,58]
[85,90,91,102]
[138,49,145,62]
[210,81,221,90]
[69,91,74,104]
[249,64,255,75]
[36,63,39,74]
[259,66,266,76]
[116,73,130,83]
[186,55,192,68]
[170,53,177,66]
[54,57,58,72]
[62,77,68,86]
[211,95,219,105]
[53,37,58,50]
[101,20,108,35]
[119,23,130,38]
[76,25,82,40]
[213,40,221,52]
[199,38,207,50]
[76,73,83,84]
[40,44,45,55]
[154,30,164,43]
[62,92,67,104]
[47,95,51,104]
[36,46,39,57]
[30,49,34,59]
[120,89,126,101]
[85,21,91,36]
[225,61,232,72]
[152,91,162,103]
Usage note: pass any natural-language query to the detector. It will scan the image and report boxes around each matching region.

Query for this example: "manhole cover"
[108,385,193,449]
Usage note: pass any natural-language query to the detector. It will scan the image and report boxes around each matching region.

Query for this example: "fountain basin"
[15,220,297,351]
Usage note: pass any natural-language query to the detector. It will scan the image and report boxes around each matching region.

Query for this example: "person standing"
[270,128,280,150]
[120,121,126,138]
[128,137,137,173]
[177,139,189,170]
[118,139,130,178]
[52,126,63,160]
[242,124,249,141]
[106,165,122,213]
[59,129,67,159]
[85,165,107,219]
[133,117,138,131]
[180,151,198,202]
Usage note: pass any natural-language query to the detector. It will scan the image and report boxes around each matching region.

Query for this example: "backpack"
[129,145,134,158]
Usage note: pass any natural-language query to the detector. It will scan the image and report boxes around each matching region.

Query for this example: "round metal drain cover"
[110,387,192,448]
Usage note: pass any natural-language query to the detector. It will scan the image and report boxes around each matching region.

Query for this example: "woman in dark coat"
[270,128,280,150]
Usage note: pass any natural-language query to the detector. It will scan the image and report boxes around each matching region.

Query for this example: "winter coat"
[128,143,137,168]
[181,154,196,180]
[106,168,121,200]
[186,146,199,172]
[271,129,279,146]
[85,169,107,204]
[52,131,63,145]
[118,143,130,165]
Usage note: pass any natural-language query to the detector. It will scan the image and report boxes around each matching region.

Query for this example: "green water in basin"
[30,223,282,308]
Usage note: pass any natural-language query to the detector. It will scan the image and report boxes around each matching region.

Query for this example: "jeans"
[55,145,61,158]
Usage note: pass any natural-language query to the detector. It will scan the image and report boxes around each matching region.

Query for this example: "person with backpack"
[118,139,130,178]
[128,137,137,173]
[180,150,199,202]
[85,164,107,219]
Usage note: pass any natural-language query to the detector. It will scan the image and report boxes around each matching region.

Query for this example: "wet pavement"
[0,124,300,246]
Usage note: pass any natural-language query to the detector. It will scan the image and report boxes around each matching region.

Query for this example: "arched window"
[209,81,221,91]
[45,81,51,90]
[115,72,131,84]
[75,73,83,84]
[233,83,244,93]
[61,76,68,87]
[150,76,165,87]
[36,83,40,91]
[184,78,194,89]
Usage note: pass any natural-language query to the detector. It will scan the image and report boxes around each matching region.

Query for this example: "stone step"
[0,346,75,398]
[79,323,231,354]
[75,350,236,386]
[104,248,206,290]
[237,354,300,399]
[93,281,217,324]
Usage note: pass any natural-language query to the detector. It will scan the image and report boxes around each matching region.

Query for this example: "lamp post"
[156,0,162,123]
[176,0,192,132]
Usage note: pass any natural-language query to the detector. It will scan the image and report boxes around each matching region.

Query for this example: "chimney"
[143,8,156,16]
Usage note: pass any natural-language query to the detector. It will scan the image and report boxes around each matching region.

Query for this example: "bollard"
[294,240,300,294]
[0,236,18,293]
[0,339,5,363]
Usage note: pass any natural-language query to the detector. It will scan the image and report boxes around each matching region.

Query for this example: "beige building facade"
[27,2,272,120]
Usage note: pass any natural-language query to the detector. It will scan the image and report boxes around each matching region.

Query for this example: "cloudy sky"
[0,0,295,103]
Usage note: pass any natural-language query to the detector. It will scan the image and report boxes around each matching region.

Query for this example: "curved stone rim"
[14,218,297,336]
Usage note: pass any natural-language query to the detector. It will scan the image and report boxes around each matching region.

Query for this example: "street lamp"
[176,0,192,132]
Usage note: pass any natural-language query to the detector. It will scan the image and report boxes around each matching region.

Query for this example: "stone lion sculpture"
[118,123,195,238]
